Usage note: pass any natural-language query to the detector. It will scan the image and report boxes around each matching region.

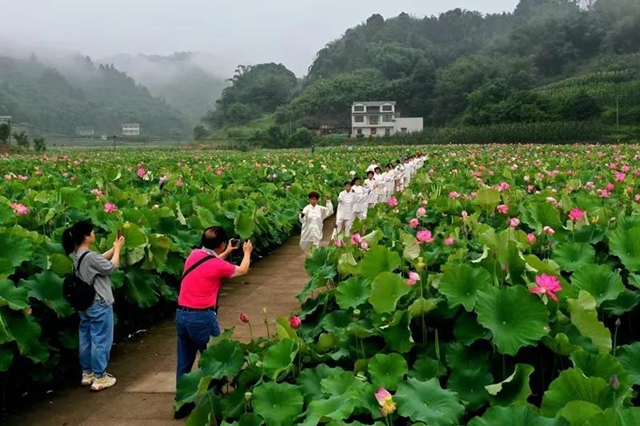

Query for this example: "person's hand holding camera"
[243,240,253,255]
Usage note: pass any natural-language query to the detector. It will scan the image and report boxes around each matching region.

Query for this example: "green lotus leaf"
[122,222,148,248]
[124,269,160,308]
[446,342,490,371]
[198,339,244,379]
[608,226,640,272]
[60,187,88,209]
[359,246,401,281]
[447,368,493,411]
[601,290,640,316]
[0,204,13,224]
[401,232,420,260]
[570,350,630,390]
[0,230,34,279]
[381,310,414,353]
[567,291,611,354]
[48,253,72,276]
[616,342,640,386]
[220,385,248,420]
[252,382,303,426]
[19,271,73,317]
[338,252,360,276]
[559,401,603,425]
[144,233,171,270]
[235,210,256,239]
[409,355,446,381]
[407,297,439,319]
[297,364,343,403]
[485,364,534,406]
[584,408,640,426]
[453,313,491,346]
[0,279,29,311]
[476,286,549,355]
[263,338,297,380]
[235,413,264,426]
[395,377,465,425]
[0,344,13,371]
[468,405,559,426]
[541,368,620,417]
[300,396,355,426]
[368,353,408,391]
[571,264,624,306]
[1,311,41,356]
[321,370,367,399]
[542,333,580,356]
[440,264,492,311]
[520,202,562,234]
[335,277,371,310]
[475,188,501,211]
[551,242,596,272]
[175,369,208,405]
[369,272,411,313]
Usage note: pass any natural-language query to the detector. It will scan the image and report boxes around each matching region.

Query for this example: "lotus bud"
[244,392,252,402]
[610,374,619,390]
[353,309,361,320]
[615,318,621,327]
[416,257,426,270]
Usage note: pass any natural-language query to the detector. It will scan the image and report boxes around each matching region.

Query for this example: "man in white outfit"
[366,159,379,174]
[364,171,378,210]
[351,177,369,221]
[334,181,356,236]
[373,167,386,204]
[299,191,334,253]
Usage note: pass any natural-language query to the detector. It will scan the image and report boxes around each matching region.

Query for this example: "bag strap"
[73,251,91,275]
[181,255,215,281]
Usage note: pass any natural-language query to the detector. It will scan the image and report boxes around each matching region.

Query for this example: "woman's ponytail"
[62,221,93,255]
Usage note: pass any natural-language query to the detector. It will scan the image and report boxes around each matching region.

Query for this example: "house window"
[366,106,380,113]
[382,105,393,112]
[369,116,379,125]
[371,128,377,135]
[383,115,393,122]
[400,128,407,133]
[356,128,363,135]
[385,128,391,136]
[354,105,364,112]
[354,115,364,123]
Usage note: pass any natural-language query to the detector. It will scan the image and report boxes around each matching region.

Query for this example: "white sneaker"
[90,373,116,391]
[81,372,94,386]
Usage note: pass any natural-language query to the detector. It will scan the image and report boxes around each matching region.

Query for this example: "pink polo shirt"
[178,249,237,309]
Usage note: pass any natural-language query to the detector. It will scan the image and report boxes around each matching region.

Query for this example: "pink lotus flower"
[498,182,510,191]
[409,218,419,228]
[406,271,420,286]
[497,204,509,215]
[621,165,630,173]
[289,316,301,329]
[606,182,615,191]
[4,174,13,180]
[416,230,435,243]
[216,168,224,176]
[568,208,584,222]
[635,194,640,202]
[91,188,103,197]
[176,179,184,187]
[461,211,468,220]
[159,175,168,184]
[584,181,595,190]
[526,233,536,244]
[360,241,369,250]
[546,197,558,206]
[333,238,345,247]
[350,233,362,245]
[17,175,28,181]
[137,168,146,178]
[448,191,459,199]
[444,237,455,246]
[416,207,426,217]
[543,226,555,235]
[375,388,397,417]
[11,203,29,215]
[507,217,520,229]
[104,202,118,213]
[598,189,610,198]
[387,196,398,207]
[530,274,562,301]
[614,172,626,182]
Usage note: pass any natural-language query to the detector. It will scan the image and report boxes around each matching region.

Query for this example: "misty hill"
[0,55,191,137]
[202,0,639,141]
[103,52,228,120]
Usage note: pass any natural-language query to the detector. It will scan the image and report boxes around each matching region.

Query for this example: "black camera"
[230,238,241,248]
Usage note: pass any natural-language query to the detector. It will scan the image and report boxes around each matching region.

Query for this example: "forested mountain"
[104,52,228,121]
[202,0,640,139]
[0,55,192,137]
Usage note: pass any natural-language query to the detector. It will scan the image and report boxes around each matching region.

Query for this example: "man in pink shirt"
[174,226,253,419]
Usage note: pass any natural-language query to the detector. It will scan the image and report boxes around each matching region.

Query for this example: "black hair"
[366,171,374,177]
[386,163,393,169]
[201,226,228,250]
[396,160,401,164]
[62,220,94,255]
[351,177,361,185]
[344,181,352,186]
[374,167,382,173]
[308,191,320,200]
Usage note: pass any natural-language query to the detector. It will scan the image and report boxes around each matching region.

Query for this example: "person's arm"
[299,206,309,224]
[218,240,239,260]
[102,248,114,260]
[232,241,254,278]
[109,236,125,268]
[323,198,334,219]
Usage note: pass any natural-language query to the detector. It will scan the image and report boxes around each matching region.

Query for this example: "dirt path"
[5,219,335,426]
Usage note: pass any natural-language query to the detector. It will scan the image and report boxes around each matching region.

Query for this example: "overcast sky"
[2,0,520,76]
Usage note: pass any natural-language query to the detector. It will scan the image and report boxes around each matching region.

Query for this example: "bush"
[289,128,316,148]
[33,137,47,153]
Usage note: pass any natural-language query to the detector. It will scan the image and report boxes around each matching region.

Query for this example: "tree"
[0,124,10,144]
[193,124,209,141]
[13,130,29,148]
[33,137,46,153]
[289,128,316,148]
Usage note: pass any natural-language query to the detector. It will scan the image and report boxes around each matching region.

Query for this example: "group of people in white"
[299,153,426,252]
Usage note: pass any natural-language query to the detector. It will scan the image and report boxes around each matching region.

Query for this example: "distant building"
[75,126,95,136]
[101,134,109,141]
[351,102,423,138]
[122,123,140,136]
[0,116,12,127]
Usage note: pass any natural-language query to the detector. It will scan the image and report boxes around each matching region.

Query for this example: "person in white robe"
[395,160,406,192]
[364,171,378,210]
[373,167,386,204]
[333,181,356,237]
[351,177,369,221]
[403,157,413,188]
[384,164,396,199]
[366,159,379,174]
[299,191,334,252]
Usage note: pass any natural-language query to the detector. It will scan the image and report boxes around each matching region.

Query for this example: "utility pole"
[113,135,117,151]
[616,96,620,132]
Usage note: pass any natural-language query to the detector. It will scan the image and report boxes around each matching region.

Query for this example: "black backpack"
[63,251,96,311]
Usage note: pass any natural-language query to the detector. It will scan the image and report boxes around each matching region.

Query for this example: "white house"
[122,123,140,136]
[75,126,95,136]
[351,101,423,138]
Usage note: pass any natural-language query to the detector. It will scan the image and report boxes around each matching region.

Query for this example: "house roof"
[122,123,140,127]
[352,101,396,106]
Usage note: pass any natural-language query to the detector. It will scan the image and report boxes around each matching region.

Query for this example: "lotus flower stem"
[262,308,271,338]
[613,318,621,357]
[207,393,219,426]
[248,322,253,340]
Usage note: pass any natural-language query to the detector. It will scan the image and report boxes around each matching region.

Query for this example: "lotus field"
[3,145,640,424]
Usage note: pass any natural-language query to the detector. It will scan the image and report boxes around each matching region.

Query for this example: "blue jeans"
[79,300,114,378]
[175,310,220,386]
